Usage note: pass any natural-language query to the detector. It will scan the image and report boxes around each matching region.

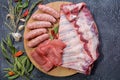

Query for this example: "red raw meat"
[41,58,54,72]
[31,51,47,65]
[31,39,66,72]
[50,39,66,50]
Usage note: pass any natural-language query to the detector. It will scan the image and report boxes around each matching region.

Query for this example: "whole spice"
[11,32,22,42]
[18,25,24,31]
[6,14,14,20]
[14,51,23,57]
[8,71,15,76]
[23,9,29,17]
[20,18,26,22]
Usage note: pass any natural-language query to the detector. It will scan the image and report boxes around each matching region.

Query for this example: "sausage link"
[24,28,47,40]
[27,21,52,29]
[32,13,56,23]
[38,4,60,19]
[27,34,49,48]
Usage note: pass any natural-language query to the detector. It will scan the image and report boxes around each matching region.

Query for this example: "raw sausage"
[27,34,49,48]
[24,28,47,40]
[38,4,60,19]
[32,13,56,23]
[27,21,52,29]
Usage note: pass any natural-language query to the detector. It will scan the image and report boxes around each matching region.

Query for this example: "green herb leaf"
[4,74,10,77]
[50,35,54,40]
[6,35,12,47]
[16,58,22,70]
[4,68,12,71]
[19,56,26,60]
[13,63,18,71]
[8,74,19,80]
[53,26,59,34]
[17,3,23,10]
[1,40,13,64]
[22,0,29,9]
[28,63,34,72]
[20,65,26,76]
[1,35,17,55]
[21,57,27,66]
[0,41,10,60]
[26,58,30,70]
[9,46,17,54]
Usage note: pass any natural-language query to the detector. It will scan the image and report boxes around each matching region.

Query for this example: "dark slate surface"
[0,0,120,80]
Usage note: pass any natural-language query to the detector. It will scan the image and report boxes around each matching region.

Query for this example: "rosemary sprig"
[1,4,9,12]
[8,0,16,32]
[16,8,23,32]
[4,22,13,32]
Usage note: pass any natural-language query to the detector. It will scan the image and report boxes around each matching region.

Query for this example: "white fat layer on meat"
[59,12,92,72]
[63,43,83,55]
[62,63,85,73]
[62,53,89,63]
[76,10,99,60]
[63,3,84,13]
[63,5,77,11]
[62,58,90,73]
[62,51,92,68]
[87,36,99,60]
[69,14,77,21]
[76,11,95,40]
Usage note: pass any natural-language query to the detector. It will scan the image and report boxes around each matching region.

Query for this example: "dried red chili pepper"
[22,9,29,17]
[8,71,15,76]
[14,51,23,57]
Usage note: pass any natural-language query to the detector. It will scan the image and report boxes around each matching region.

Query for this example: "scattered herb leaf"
[53,25,59,34]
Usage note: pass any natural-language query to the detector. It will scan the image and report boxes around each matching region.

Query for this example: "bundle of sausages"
[24,4,60,48]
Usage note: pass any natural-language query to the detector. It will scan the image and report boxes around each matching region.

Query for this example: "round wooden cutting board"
[24,1,77,77]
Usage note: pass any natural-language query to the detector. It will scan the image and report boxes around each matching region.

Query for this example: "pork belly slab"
[59,2,99,74]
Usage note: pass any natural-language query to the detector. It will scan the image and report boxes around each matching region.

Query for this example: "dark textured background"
[0,0,120,80]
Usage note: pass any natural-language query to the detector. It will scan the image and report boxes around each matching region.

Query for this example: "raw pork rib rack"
[59,2,99,74]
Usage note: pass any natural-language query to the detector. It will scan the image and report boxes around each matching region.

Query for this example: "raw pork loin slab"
[59,2,99,74]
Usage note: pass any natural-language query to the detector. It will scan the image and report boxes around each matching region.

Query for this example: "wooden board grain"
[24,1,77,77]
